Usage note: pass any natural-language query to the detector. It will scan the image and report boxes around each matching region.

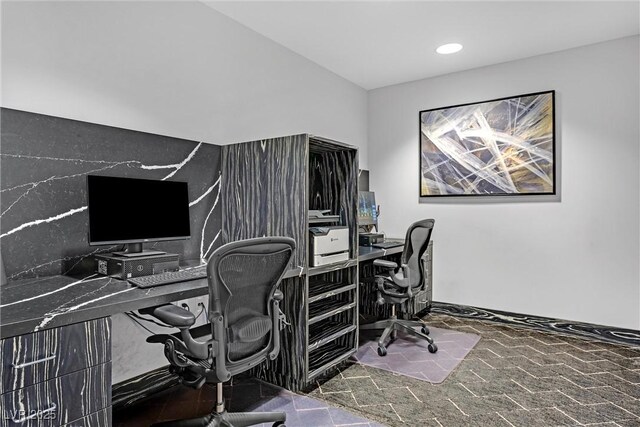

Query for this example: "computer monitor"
[87,175,191,257]
[358,191,378,226]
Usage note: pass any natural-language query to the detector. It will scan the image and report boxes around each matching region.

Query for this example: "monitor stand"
[112,243,166,258]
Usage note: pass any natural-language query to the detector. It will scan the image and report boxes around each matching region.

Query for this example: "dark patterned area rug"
[353,326,481,383]
[115,313,640,426]
[306,313,640,426]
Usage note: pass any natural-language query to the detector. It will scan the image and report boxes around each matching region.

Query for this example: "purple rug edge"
[351,326,481,384]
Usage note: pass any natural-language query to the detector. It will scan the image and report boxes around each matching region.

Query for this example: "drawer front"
[60,408,111,427]
[0,363,111,427]
[0,318,111,394]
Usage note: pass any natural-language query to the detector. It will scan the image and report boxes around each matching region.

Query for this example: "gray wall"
[0,1,369,169]
[0,0,369,385]
[368,36,640,330]
[2,1,637,341]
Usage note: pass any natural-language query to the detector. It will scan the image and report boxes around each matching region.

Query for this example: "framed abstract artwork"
[419,90,555,197]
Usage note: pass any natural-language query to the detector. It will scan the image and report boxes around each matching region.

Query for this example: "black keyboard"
[372,241,404,249]
[128,266,208,288]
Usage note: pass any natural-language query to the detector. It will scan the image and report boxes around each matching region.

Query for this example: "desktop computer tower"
[359,232,384,246]
[96,253,179,280]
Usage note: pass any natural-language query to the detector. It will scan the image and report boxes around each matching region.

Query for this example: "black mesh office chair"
[142,237,295,427]
[360,219,437,356]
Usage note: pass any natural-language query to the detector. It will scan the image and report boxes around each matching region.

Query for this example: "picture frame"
[419,90,555,197]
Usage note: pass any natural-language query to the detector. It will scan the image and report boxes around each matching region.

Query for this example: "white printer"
[309,226,350,267]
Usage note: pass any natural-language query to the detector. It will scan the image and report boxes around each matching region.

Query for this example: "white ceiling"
[204,1,640,90]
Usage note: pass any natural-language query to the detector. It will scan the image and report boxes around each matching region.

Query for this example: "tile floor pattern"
[113,377,383,427]
[304,313,640,426]
[354,326,481,383]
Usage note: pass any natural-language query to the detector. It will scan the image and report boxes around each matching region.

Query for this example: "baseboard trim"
[431,301,640,348]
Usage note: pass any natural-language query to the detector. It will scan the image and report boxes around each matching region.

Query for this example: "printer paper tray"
[311,252,349,267]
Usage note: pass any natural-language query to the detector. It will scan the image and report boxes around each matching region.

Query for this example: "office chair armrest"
[418,258,428,292]
[378,263,411,288]
[396,264,412,296]
[140,304,196,328]
[373,259,398,270]
[376,263,412,296]
[269,294,283,361]
[141,304,212,359]
[209,311,231,382]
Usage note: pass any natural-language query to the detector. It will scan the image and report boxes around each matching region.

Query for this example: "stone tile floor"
[303,313,640,426]
[114,312,640,426]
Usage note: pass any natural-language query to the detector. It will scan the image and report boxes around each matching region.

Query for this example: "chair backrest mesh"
[401,219,435,289]
[207,238,294,362]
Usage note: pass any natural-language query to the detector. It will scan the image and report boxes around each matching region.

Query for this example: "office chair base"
[151,410,286,427]
[361,318,437,356]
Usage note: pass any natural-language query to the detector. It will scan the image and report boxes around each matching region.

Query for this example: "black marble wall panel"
[0,317,111,394]
[220,135,307,270]
[0,109,222,280]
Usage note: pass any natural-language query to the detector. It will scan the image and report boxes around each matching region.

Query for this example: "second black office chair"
[142,237,295,427]
[360,219,437,356]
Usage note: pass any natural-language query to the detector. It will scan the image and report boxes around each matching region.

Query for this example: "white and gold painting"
[419,91,555,197]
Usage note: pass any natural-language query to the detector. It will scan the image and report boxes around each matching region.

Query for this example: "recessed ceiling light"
[436,43,463,55]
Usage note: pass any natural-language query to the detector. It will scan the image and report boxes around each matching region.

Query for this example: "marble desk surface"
[0,267,306,340]
[357,243,404,262]
[0,246,401,340]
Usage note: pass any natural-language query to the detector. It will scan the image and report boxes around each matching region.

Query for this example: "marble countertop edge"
[1,266,307,339]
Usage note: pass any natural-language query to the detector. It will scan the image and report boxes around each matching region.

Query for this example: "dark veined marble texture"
[0,362,111,427]
[308,140,359,260]
[0,108,222,280]
[62,408,111,427]
[0,317,111,394]
[112,367,178,410]
[253,275,307,391]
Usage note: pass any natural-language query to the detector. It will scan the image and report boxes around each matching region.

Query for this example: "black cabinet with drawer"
[0,318,111,427]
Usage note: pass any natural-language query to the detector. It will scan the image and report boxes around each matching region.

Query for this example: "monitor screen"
[87,175,191,245]
[358,191,377,225]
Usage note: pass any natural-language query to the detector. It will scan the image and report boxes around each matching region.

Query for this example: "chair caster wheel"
[428,343,438,353]
[377,346,387,357]
[272,422,285,427]
[421,326,430,335]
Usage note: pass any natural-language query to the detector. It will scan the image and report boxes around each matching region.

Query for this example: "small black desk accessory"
[359,232,384,247]
[96,252,179,280]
